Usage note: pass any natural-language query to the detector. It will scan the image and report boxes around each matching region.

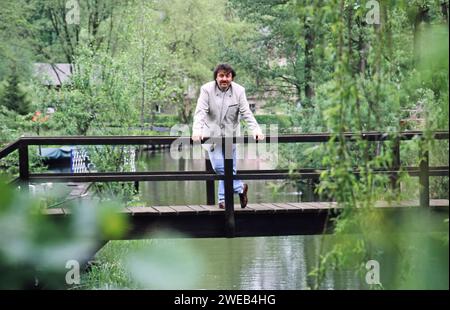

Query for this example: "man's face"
[216,70,233,90]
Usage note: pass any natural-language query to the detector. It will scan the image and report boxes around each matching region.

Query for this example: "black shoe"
[239,184,248,208]
[219,201,225,209]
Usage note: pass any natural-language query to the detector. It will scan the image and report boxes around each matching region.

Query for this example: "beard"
[219,82,230,90]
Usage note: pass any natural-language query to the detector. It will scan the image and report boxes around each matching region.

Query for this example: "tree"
[227,0,329,109]
[1,66,31,115]
[117,1,183,128]
[42,0,131,63]
[156,0,251,123]
[40,47,138,136]
[0,0,132,82]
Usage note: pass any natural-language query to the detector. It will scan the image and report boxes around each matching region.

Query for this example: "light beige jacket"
[192,81,261,138]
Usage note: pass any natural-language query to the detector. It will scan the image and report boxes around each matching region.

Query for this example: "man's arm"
[192,86,209,141]
[239,89,264,140]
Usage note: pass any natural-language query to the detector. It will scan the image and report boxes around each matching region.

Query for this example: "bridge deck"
[43,200,449,238]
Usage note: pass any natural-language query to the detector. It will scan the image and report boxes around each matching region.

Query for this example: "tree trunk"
[358,25,368,76]
[139,6,147,132]
[140,67,146,131]
[304,16,315,100]
[442,1,449,25]
[413,5,430,66]
[346,5,353,70]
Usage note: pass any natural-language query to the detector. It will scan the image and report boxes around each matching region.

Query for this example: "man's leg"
[208,144,243,203]
[208,144,225,203]
[233,144,248,208]
[232,144,243,194]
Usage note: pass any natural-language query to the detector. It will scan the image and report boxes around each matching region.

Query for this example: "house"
[33,63,73,88]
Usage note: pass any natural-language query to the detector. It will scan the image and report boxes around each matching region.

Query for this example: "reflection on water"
[131,148,362,290]
[145,235,364,290]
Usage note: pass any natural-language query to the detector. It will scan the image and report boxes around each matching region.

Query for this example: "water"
[185,236,363,290]
[132,148,362,290]
[137,147,316,206]
[44,147,447,289]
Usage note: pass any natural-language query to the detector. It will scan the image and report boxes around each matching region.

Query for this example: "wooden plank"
[317,202,339,209]
[246,203,275,213]
[152,206,178,214]
[234,204,256,213]
[286,202,317,210]
[296,202,319,209]
[187,205,210,213]
[283,202,306,211]
[328,201,339,208]
[42,208,65,215]
[374,201,391,208]
[307,202,333,209]
[127,206,159,215]
[199,204,224,213]
[259,203,285,212]
[303,202,322,208]
[69,190,84,196]
[68,183,90,196]
[61,208,71,215]
[430,199,449,207]
[374,200,448,208]
[272,202,304,211]
[395,200,418,207]
[169,205,198,215]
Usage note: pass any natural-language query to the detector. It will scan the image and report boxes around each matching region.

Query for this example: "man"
[192,63,264,209]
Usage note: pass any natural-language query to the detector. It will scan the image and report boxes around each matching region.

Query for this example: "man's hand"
[253,133,265,141]
[191,135,203,142]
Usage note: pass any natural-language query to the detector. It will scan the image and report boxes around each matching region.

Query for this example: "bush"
[151,114,180,128]
[255,114,293,129]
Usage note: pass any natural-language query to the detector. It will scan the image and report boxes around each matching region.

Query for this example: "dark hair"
[213,63,236,79]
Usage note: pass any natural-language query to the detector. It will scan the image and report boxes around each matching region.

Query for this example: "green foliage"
[255,114,293,129]
[227,0,335,106]
[36,47,139,135]
[414,25,449,130]
[87,144,138,203]
[152,114,180,128]
[0,0,448,289]
[0,178,206,289]
[0,1,37,80]
[0,178,128,289]
[80,236,204,289]
[305,0,448,289]
[226,0,447,289]
[115,2,184,127]
[0,108,28,142]
[1,67,31,115]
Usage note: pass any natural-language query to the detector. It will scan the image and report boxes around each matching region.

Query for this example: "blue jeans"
[207,143,243,203]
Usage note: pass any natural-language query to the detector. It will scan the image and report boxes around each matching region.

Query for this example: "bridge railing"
[0,131,448,236]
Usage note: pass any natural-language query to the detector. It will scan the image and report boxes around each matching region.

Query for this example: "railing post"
[390,136,400,191]
[205,154,215,206]
[18,141,29,193]
[223,137,235,237]
[419,139,429,208]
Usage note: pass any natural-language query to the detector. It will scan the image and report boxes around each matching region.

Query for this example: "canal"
[95,147,364,289]
[46,146,447,289]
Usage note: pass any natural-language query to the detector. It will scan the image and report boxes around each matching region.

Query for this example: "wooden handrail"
[1,130,448,237]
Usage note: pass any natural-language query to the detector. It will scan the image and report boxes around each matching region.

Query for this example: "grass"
[77,240,154,289]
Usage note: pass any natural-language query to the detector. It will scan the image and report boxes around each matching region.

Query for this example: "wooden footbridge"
[1,131,448,239]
